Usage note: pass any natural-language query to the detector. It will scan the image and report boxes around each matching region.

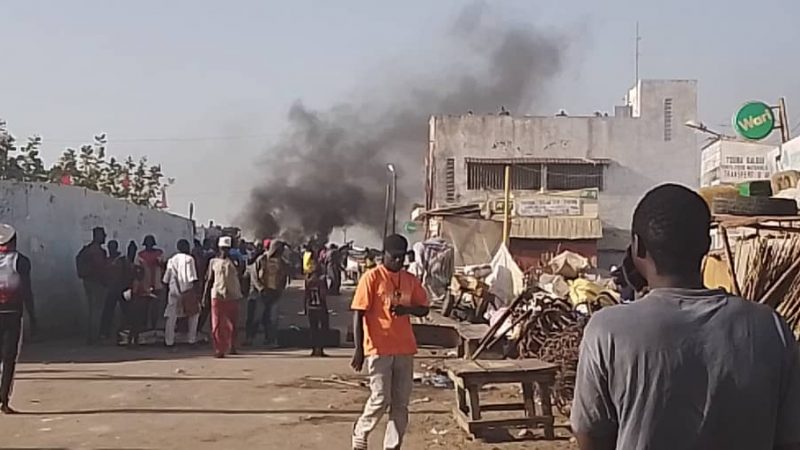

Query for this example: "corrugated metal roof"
[464,157,611,165]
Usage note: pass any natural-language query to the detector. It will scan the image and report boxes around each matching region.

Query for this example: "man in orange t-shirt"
[350,234,429,450]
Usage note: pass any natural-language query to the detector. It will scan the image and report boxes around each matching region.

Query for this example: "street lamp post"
[383,183,390,243]
[387,164,397,235]
[684,120,727,139]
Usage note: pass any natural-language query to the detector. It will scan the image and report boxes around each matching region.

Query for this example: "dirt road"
[0,282,577,449]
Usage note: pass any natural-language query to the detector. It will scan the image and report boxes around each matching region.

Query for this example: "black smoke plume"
[244,3,568,241]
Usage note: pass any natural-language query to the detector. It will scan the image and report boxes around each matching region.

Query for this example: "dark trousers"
[246,290,279,341]
[327,267,341,296]
[0,313,22,404]
[245,295,269,341]
[308,308,329,352]
[126,298,149,344]
[100,289,125,338]
[83,280,106,344]
[147,290,166,330]
[197,307,210,335]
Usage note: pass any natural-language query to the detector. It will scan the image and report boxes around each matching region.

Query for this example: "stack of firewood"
[735,235,800,336]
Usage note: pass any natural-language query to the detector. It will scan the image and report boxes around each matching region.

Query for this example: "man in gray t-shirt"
[571,184,800,450]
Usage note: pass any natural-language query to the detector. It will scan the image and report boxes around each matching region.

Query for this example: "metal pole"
[779,97,791,143]
[386,163,397,236]
[383,182,390,244]
[635,21,640,83]
[391,170,397,234]
[719,226,741,296]
[502,165,511,246]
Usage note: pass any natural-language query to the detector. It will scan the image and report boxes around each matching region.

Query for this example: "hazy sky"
[2,0,799,226]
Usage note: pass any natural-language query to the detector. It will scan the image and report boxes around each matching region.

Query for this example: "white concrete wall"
[430,79,699,251]
[0,181,194,336]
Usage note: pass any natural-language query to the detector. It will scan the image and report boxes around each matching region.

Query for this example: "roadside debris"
[305,375,367,389]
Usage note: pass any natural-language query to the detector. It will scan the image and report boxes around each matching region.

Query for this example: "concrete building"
[426,79,699,266]
[0,181,194,336]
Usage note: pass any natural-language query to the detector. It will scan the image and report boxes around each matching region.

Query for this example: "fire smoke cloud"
[244,3,569,241]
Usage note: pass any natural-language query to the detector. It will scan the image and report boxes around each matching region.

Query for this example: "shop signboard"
[700,141,774,186]
[733,101,775,141]
[516,196,582,217]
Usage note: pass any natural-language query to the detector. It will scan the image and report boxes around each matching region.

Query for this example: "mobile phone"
[622,246,647,292]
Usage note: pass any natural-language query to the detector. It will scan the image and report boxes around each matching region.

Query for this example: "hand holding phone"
[622,246,647,292]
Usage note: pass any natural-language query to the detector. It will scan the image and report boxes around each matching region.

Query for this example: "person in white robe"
[163,239,199,347]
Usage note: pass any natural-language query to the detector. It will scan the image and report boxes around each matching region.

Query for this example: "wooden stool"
[446,359,558,440]
[454,323,490,358]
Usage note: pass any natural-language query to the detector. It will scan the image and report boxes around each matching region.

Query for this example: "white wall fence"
[0,181,194,337]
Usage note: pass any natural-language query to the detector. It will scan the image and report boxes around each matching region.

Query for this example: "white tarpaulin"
[485,243,525,305]
[548,250,590,279]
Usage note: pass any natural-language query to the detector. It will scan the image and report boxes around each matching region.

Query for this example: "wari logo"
[733,101,775,140]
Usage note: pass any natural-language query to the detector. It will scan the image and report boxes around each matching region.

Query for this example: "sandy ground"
[0,282,578,450]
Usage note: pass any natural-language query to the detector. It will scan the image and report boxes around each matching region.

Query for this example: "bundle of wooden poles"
[733,233,800,335]
[467,287,592,415]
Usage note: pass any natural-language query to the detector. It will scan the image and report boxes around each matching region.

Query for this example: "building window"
[664,98,673,142]
[466,161,603,191]
[446,158,456,202]
[546,164,604,190]
[467,162,542,190]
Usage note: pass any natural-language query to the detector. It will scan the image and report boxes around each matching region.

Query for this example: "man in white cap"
[0,224,37,414]
[203,236,243,358]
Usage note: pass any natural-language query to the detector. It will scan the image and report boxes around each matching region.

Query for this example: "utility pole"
[383,183,390,245]
[779,97,791,143]
[502,165,511,247]
[635,21,641,83]
[387,163,397,235]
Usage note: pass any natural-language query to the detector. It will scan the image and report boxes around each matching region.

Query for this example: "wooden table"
[446,359,558,440]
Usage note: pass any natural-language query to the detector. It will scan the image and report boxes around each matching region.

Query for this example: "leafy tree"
[146,164,165,208]
[17,136,48,182]
[0,120,10,177]
[49,148,80,184]
[2,118,171,209]
[73,134,106,190]
[0,120,47,182]
[99,156,125,198]
[129,157,149,207]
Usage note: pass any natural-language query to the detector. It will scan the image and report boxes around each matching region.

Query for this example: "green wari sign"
[733,101,775,140]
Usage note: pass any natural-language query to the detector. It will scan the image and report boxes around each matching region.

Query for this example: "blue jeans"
[266,290,281,343]
[245,289,281,342]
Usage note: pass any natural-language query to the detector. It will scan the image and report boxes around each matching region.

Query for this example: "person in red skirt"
[203,237,243,358]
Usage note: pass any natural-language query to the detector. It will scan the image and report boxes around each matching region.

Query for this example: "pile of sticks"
[512,295,586,415]
[467,288,590,414]
[537,324,583,415]
[515,296,581,357]
[734,234,800,335]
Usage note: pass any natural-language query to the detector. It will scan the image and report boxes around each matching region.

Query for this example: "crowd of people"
[71,228,360,358]
[76,227,211,348]
[5,184,798,450]
[0,219,433,450]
